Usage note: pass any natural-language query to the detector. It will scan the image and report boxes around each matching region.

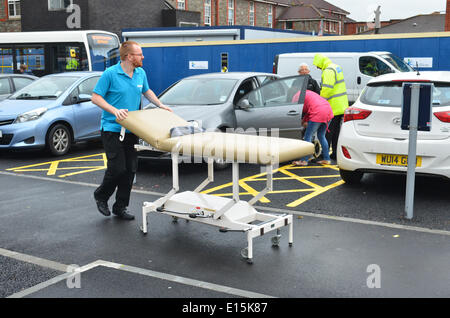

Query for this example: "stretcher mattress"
[117,108,314,164]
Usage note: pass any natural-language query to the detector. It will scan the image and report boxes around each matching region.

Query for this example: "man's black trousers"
[94,131,138,211]
[325,114,343,160]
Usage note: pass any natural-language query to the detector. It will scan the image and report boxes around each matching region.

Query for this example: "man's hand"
[114,108,129,121]
[159,104,173,112]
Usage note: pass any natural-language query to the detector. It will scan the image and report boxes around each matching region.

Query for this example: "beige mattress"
[117,108,314,164]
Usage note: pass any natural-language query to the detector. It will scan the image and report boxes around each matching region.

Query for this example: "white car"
[337,71,450,184]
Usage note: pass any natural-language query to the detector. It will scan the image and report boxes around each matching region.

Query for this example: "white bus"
[0,30,120,76]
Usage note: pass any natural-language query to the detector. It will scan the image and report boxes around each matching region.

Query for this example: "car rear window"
[360,82,450,107]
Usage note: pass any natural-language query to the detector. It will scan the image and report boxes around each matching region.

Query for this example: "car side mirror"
[237,98,251,110]
[77,93,92,103]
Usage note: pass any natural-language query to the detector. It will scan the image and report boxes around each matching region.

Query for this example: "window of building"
[268,6,273,28]
[285,21,293,30]
[48,0,71,11]
[249,1,255,26]
[177,0,185,10]
[228,0,234,26]
[8,0,21,18]
[204,0,211,26]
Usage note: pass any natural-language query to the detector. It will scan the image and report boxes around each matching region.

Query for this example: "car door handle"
[287,110,300,116]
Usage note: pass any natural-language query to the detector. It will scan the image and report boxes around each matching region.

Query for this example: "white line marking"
[0,247,68,272]
[256,206,450,236]
[0,171,166,196]
[2,252,273,298]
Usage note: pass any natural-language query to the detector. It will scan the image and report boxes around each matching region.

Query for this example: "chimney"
[446,0,450,31]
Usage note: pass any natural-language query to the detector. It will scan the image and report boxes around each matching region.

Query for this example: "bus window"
[87,33,120,71]
[51,43,88,74]
[0,47,14,74]
[15,46,45,75]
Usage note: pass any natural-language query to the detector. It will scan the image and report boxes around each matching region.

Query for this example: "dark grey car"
[0,74,38,101]
[139,72,309,167]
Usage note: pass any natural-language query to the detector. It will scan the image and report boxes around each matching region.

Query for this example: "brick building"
[19,0,167,37]
[446,0,450,31]
[344,19,401,35]
[0,0,22,32]
[165,0,288,28]
[166,0,351,35]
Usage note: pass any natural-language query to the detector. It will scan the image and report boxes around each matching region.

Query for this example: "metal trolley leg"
[241,232,253,264]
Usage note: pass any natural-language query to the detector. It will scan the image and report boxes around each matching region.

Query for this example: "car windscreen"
[360,82,450,107]
[10,76,79,100]
[159,78,238,105]
[380,54,414,72]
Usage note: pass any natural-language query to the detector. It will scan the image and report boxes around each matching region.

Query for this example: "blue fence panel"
[142,34,450,95]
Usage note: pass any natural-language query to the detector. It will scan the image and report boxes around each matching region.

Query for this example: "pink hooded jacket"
[292,90,334,124]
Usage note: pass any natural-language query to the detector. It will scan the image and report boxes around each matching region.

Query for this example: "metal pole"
[405,84,420,220]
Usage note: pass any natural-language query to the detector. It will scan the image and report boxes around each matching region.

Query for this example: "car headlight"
[14,107,48,124]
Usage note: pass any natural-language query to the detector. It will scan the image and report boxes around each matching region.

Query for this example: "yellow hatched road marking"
[6,153,107,178]
[201,163,344,207]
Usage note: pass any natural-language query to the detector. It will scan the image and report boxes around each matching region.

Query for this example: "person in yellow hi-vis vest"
[66,49,80,71]
[313,53,349,160]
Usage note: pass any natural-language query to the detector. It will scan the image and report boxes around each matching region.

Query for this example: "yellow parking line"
[239,180,270,203]
[202,163,343,207]
[208,188,316,197]
[286,179,345,207]
[278,167,323,190]
[6,153,107,178]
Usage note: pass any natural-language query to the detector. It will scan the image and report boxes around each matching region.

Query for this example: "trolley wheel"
[140,225,148,235]
[271,235,281,247]
[240,248,253,264]
[240,247,248,259]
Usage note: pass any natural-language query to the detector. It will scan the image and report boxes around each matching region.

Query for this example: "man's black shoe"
[94,197,111,216]
[112,208,135,220]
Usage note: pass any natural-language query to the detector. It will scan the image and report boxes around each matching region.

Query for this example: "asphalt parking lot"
[0,143,449,302]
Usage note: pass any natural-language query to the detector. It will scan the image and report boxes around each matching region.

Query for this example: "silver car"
[140,72,309,167]
[0,74,38,101]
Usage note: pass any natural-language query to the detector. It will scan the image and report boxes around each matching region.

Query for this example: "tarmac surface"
[1,170,449,299]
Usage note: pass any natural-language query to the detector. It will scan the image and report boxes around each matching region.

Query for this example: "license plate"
[376,154,422,167]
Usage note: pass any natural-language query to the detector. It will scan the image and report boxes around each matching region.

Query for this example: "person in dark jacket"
[298,63,320,94]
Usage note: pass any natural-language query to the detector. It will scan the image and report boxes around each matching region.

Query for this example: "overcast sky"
[329,0,447,21]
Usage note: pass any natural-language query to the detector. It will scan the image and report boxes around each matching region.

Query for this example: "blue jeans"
[301,121,330,162]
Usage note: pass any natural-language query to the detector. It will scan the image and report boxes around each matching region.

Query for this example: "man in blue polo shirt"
[92,41,172,220]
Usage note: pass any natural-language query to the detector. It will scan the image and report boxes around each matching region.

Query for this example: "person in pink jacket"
[291,90,334,166]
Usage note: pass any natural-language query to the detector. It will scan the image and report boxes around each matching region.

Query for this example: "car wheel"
[313,137,322,159]
[47,124,72,156]
[339,169,363,185]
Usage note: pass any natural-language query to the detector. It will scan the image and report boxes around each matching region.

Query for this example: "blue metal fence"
[139,32,450,95]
